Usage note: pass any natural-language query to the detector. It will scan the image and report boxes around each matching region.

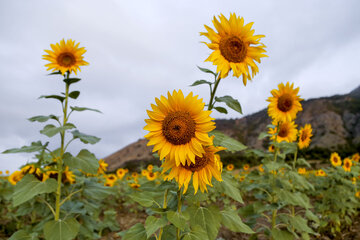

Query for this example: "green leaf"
[220,210,254,234]
[70,106,102,113]
[210,130,247,153]
[9,230,39,240]
[190,80,213,87]
[161,225,177,240]
[129,191,156,207]
[83,179,114,200]
[271,229,294,240]
[215,95,242,114]
[182,225,208,240]
[71,130,101,144]
[28,115,59,123]
[39,94,65,103]
[122,223,147,240]
[277,189,312,209]
[305,210,320,224]
[43,218,80,240]
[188,206,221,240]
[68,91,80,99]
[197,66,217,76]
[3,141,46,154]
[40,123,76,137]
[258,132,271,140]
[214,106,228,114]
[13,175,57,207]
[48,71,62,76]
[289,215,315,234]
[145,216,168,238]
[214,173,243,203]
[64,150,98,174]
[297,158,311,168]
[167,210,190,231]
[63,78,81,85]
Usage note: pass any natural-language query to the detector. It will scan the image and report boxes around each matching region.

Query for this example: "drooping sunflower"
[34,168,49,182]
[298,124,313,149]
[162,144,225,194]
[8,171,24,185]
[21,164,36,175]
[267,82,303,123]
[144,90,215,166]
[330,152,342,167]
[343,158,352,172]
[97,159,108,175]
[43,39,89,75]
[269,121,298,143]
[201,13,267,85]
[226,164,234,171]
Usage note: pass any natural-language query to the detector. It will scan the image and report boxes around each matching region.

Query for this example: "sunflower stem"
[158,188,169,240]
[292,148,298,170]
[208,75,221,110]
[176,190,182,240]
[54,72,70,221]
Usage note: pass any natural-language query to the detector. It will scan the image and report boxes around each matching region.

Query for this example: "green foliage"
[190,80,212,87]
[71,130,101,144]
[70,106,102,113]
[3,141,47,154]
[40,123,76,138]
[220,209,254,234]
[215,95,242,114]
[145,216,167,238]
[210,130,247,153]
[64,149,98,174]
[43,218,80,240]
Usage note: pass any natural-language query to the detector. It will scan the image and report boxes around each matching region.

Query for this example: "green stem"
[207,75,221,111]
[54,72,70,221]
[292,148,298,170]
[271,209,277,229]
[158,189,169,240]
[176,190,182,240]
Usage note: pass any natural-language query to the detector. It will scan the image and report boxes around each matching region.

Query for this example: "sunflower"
[356,191,360,198]
[267,82,303,123]
[43,39,89,75]
[343,158,352,172]
[162,144,225,194]
[97,159,108,175]
[243,164,250,171]
[268,145,275,153]
[201,13,267,85]
[298,168,307,175]
[0,171,2,175]
[315,169,326,177]
[258,164,264,172]
[131,172,139,179]
[147,164,154,172]
[8,171,24,185]
[130,183,141,189]
[352,177,356,185]
[146,171,157,181]
[269,121,298,143]
[116,168,126,180]
[106,174,118,183]
[105,181,115,187]
[239,175,245,182]
[144,90,215,166]
[34,168,49,182]
[21,164,36,175]
[352,153,360,163]
[330,152,342,167]
[226,164,234,171]
[298,124,313,149]
[5,170,9,175]
[141,169,148,176]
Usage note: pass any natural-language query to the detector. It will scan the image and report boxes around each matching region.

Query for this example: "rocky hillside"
[104,86,360,171]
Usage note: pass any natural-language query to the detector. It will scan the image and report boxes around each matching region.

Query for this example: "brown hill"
[104,86,360,171]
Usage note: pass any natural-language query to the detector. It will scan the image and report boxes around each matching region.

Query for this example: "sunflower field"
[1,13,360,240]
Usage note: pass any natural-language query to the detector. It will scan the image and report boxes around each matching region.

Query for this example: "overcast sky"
[1,0,360,173]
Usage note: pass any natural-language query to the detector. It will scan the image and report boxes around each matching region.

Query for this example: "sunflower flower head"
[352,153,360,163]
[162,144,225,194]
[343,158,352,172]
[146,171,157,181]
[356,191,360,198]
[243,164,250,171]
[226,164,234,171]
[144,90,215,166]
[298,168,307,175]
[258,164,264,172]
[8,171,24,185]
[43,39,89,75]
[147,164,154,172]
[268,144,275,153]
[330,152,342,167]
[298,124,313,149]
[201,13,267,85]
[269,120,298,143]
[116,168,126,180]
[267,82,303,123]
[315,169,326,177]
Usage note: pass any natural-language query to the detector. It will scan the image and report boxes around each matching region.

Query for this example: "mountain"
[104,86,360,171]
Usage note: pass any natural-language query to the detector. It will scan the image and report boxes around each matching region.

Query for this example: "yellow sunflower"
[352,153,359,163]
[315,169,326,177]
[146,171,157,181]
[258,164,264,172]
[267,82,303,123]
[201,13,267,85]
[141,169,148,176]
[268,145,275,153]
[5,170,9,175]
[147,164,154,172]
[8,171,24,185]
[106,174,118,182]
[298,168,307,175]
[239,175,245,182]
[356,191,360,198]
[97,159,108,175]
[43,39,89,75]
[298,124,313,149]
[0,171,2,175]
[243,164,250,171]
[116,168,126,180]
[144,90,215,166]
[162,144,225,194]
[330,152,342,167]
[130,183,141,189]
[269,121,298,143]
[352,177,356,185]
[343,158,352,172]
[131,172,139,179]
[34,168,49,182]
[105,181,115,187]
[21,164,36,175]
[226,164,234,171]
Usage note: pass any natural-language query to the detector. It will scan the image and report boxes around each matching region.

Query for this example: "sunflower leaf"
[144,216,167,238]
[43,218,80,240]
[69,91,80,99]
[47,71,62,76]
[63,78,81,85]
[215,95,242,114]
[28,115,59,123]
[210,130,247,152]
[190,80,213,87]
[70,106,102,113]
[197,66,217,77]
[38,95,65,103]
[214,106,228,114]
[40,123,76,138]
[71,130,101,144]
[64,150,98,174]
[121,223,147,240]
[2,141,47,154]
[220,209,254,234]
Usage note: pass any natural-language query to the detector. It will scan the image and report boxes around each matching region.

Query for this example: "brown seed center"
[219,35,247,63]
[333,157,338,163]
[277,94,293,112]
[345,162,350,168]
[57,52,76,67]
[301,131,308,141]
[162,111,196,145]
[278,125,289,138]
[182,153,210,172]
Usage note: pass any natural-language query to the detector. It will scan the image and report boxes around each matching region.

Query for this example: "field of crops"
[1,13,360,240]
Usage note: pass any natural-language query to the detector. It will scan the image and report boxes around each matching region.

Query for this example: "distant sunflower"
[298,168,307,175]
[8,171,24,185]
[258,164,264,173]
[116,168,126,180]
[269,121,297,143]
[239,175,245,182]
[141,169,148,176]
[144,90,215,166]
[201,13,267,85]
[147,164,154,172]
[226,164,234,171]
[162,144,225,194]
[330,152,342,167]
[268,145,275,153]
[43,39,89,75]
[130,183,141,189]
[352,153,359,163]
[146,171,157,181]
[106,174,118,182]
[105,181,114,187]
[98,159,108,175]
[356,191,360,198]
[267,82,303,123]
[243,164,250,171]
[315,169,326,177]
[131,172,139,179]
[343,158,352,172]
[298,124,313,149]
